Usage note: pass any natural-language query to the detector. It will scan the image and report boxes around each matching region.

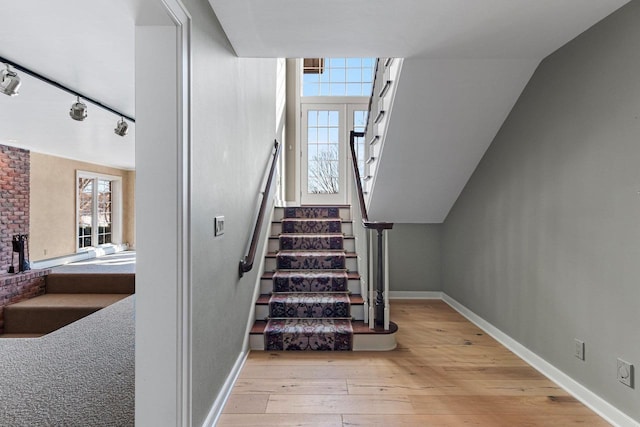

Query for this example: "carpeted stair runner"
[264,206,354,351]
[265,318,353,351]
[272,271,348,292]
[269,293,351,318]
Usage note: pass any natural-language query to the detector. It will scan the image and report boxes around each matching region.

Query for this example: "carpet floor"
[0,296,134,426]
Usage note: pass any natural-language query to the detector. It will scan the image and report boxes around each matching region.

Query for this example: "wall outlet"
[574,339,585,361]
[214,216,225,236]
[617,358,634,388]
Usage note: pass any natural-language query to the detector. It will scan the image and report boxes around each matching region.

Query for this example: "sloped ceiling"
[210,0,630,222]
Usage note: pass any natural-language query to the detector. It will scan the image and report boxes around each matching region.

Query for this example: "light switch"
[214,216,224,236]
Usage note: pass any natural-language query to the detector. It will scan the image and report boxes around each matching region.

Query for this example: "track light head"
[0,65,21,96]
[69,96,87,121]
[114,117,129,136]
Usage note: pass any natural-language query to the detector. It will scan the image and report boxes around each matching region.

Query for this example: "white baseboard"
[441,293,639,427]
[201,350,248,427]
[30,244,129,270]
[389,291,443,299]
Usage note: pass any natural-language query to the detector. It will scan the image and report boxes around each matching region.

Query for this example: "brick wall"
[0,145,30,273]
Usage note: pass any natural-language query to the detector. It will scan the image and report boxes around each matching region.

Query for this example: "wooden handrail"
[349,131,369,222]
[349,131,393,232]
[350,130,392,328]
[239,139,282,277]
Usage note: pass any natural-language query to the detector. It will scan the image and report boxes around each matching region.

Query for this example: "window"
[302,58,375,97]
[77,172,122,250]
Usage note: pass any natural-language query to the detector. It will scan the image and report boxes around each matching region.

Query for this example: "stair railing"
[349,130,393,330]
[239,139,282,277]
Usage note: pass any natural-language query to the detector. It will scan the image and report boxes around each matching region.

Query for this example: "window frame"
[75,170,123,252]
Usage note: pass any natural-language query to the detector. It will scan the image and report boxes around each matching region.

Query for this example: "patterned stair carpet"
[265,206,353,351]
[272,271,348,292]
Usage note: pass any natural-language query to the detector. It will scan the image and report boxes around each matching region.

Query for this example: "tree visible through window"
[77,174,115,249]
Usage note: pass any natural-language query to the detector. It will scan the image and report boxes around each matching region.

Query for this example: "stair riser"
[4,307,101,334]
[260,278,361,294]
[264,257,357,272]
[255,304,364,321]
[46,274,135,294]
[271,222,353,236]
[268,238,355,252]
[273,207,351,221]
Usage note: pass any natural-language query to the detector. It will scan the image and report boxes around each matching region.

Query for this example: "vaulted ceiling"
[210,0,631,222]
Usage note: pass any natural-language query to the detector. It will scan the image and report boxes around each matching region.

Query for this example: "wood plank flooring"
[218,300,609,426]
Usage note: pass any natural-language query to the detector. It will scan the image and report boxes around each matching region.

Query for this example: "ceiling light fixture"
[114,117,129,136]
[0,64,21,96]
[0,54,135,128]
[70,96,88,121]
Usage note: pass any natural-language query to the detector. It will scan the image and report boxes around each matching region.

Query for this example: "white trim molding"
[201,351,249,427]
[442,293,639,427]
[134,1,192,426]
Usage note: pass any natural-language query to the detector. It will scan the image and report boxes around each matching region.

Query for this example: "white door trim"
[300,104,348,205]
[135,0,192,425]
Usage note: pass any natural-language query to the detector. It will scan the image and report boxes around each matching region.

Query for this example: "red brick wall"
[0,145,30,273]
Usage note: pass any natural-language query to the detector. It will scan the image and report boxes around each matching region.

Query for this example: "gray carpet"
[0,295,134,426]
[51,251,136,274]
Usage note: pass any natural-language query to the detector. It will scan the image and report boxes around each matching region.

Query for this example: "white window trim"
[75,170,123,252]
[296,59,372,206]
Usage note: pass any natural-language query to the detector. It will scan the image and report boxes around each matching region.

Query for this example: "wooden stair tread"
[272,219,353,224]
[256,294,364,304]
[262,271,360,280]
[266,252,357,257]
[251,320,397,335]
[269,235,354,238]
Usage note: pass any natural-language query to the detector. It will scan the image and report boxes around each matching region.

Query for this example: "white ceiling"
[210,0,631,222]
[1,1,631,199]
[0,0,157,170]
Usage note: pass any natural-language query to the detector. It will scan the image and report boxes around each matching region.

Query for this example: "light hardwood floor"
[218,300,609,426]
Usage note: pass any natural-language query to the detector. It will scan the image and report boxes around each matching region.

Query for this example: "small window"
[303,58,325,74]
[302,57,375,97]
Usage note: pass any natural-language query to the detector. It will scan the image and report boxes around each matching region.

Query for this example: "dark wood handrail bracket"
[239,139,282,277]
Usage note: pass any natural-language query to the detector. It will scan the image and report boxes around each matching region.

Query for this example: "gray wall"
[183,1,277,424]
[389,224,442,292]
[443,1,640,420]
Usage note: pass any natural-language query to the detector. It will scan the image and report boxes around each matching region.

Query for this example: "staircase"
[249,205,397,351]
[1,273,134,337]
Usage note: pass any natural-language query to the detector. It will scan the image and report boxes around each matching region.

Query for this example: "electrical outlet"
[214,216,225,236]
[617,359,634,388]
[574,339,585,361]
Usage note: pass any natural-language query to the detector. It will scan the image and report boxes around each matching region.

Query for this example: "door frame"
[298,99,368,205]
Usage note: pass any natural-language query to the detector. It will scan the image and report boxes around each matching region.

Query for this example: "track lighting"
[114,117,129,136]
[0,55,135,134]
[69,96,88,121]
[0,64,21,97]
